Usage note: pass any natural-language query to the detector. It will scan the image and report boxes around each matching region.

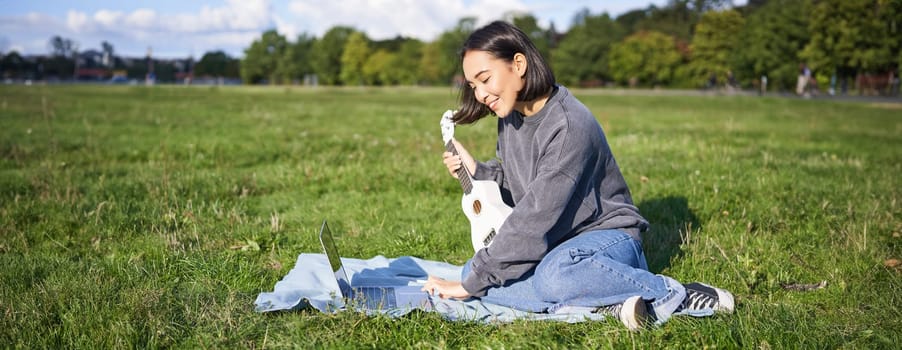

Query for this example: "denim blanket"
[254,253,609,323]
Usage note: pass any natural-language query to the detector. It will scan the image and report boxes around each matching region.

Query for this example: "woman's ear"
[513,53,528,78]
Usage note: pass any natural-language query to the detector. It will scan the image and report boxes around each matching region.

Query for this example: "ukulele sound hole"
[472,200,482,215]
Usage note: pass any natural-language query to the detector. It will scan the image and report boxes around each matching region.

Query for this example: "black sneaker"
[596,296,650,331]
[680,282,735,313]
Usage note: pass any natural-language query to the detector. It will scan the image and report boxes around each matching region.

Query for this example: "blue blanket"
[254,253,611,323]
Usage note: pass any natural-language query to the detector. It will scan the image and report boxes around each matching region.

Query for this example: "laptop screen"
[318,220,352,295]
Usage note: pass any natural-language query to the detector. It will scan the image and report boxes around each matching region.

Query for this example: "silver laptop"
[318,220,433,310]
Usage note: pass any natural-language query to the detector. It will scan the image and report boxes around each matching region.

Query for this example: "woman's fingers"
[421,276,470,300]
[422,275,442,296]
[442,152,461,178]
[450,140,476,174]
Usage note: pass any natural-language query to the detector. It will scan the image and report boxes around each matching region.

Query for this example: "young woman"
[421,21,734,329]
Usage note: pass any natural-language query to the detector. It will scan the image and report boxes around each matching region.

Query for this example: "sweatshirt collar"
[519,85,563,125]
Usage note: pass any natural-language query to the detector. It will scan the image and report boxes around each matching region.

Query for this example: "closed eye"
[467,75,490,89]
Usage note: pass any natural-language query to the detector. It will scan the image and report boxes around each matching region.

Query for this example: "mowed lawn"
[0,85,899,348]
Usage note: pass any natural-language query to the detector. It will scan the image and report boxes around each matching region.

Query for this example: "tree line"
[2,0,900,93]
[0,35,240,83]
[239,0,901,93]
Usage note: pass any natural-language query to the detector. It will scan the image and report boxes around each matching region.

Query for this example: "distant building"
[5,50,228,84]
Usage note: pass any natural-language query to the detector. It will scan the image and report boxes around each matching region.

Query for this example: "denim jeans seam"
[651,275,685,324]
[569,233,632,262]
[597,233,631,251]
[587,255,655,294]
[650,282,676,308]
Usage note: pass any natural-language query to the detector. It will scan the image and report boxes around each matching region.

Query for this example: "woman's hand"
[422,275,471,300]
[442,139,477,179]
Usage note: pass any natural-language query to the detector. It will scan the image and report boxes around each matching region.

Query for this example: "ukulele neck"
[445,140,473,194]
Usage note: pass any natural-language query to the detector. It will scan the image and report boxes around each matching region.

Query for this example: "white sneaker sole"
[619,295,649,331]
[713,287,735,313]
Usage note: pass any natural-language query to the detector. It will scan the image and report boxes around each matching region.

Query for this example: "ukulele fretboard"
[446,141,473,194]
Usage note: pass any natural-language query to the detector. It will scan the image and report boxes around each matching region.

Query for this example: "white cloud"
[126,9,158,30]
[24,12,54,25]
[202,31,262,50]
[3,0,747,58]
[93,10,124,28]
[5,0,535,58]
[165,0,270,33]
[0,1,273,57]
[203,0,270,31]
[60,1,271,37]
[66,10,92,32]
[273,14,300,40]
[1,12,70,54]
[287,0,528,41]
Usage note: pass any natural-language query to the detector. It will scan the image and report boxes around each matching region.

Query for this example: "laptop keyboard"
[355,287,398,309]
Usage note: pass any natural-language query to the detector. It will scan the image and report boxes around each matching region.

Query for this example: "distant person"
[423,21,734,330]
[707,72,718,90]
[889,69,899,96]
[829,74,837,96]
[796,64,811,97]
[726,70,738,93]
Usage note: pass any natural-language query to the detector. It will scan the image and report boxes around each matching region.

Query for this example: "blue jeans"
[462,229,686,323]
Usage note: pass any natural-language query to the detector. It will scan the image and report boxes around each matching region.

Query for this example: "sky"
[0,0,742,59]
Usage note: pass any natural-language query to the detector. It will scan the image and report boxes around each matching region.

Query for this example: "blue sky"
[0,0,742,59]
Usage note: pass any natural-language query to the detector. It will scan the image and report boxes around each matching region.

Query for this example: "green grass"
[1,85,900,348]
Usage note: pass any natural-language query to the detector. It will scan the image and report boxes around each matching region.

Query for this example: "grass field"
[1,85,900,348]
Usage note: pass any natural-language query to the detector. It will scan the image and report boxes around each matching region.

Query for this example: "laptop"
[318,220,433,310]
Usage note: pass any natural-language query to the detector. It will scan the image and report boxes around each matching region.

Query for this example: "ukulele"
[440,110,513,252]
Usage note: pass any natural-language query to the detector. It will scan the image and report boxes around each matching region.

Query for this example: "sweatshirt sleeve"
[473,159,503,183]
[462,125,594,297]
[472,139,504,184]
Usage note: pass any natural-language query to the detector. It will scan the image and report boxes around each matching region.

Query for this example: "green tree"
[359,36,421,85]
[608,31,682,87]
[1,51,27,79]
[625,3,696,43]
[509,13,552,60]
[685,0,732,13]
[195,51,240,78]
[616,0,730,50]
[433,17,476,85]
[311,26,355,85]
[154,60,176,82]
[125,58,147,80]
[801,0,902,76]
[685,9,745,87]
[394,39,423,85]
[340,31,371,85]
[733,0,809,91]
[275,33,316,84]
[45,36,77,79]
[615,8,653,36]
[48,36,77,57]
[418,41,443,85]
[100,41,114,68]
[552,12,624,86]
[362,49,395,85]
[241,30,287,84]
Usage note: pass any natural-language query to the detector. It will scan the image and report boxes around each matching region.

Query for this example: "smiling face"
[461,50,527,118]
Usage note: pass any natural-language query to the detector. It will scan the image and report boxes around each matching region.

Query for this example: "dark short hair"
[453,21,556,124]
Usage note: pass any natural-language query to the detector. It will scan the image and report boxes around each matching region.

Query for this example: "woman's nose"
[474,85,488,104]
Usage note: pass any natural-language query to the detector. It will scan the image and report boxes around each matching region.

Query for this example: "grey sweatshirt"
[461,85,648,297]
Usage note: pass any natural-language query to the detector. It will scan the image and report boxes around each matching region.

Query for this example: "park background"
[2,0,901,95]
[1,0,901,348]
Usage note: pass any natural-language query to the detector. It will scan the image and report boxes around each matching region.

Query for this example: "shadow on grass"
[637,196,699,274]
